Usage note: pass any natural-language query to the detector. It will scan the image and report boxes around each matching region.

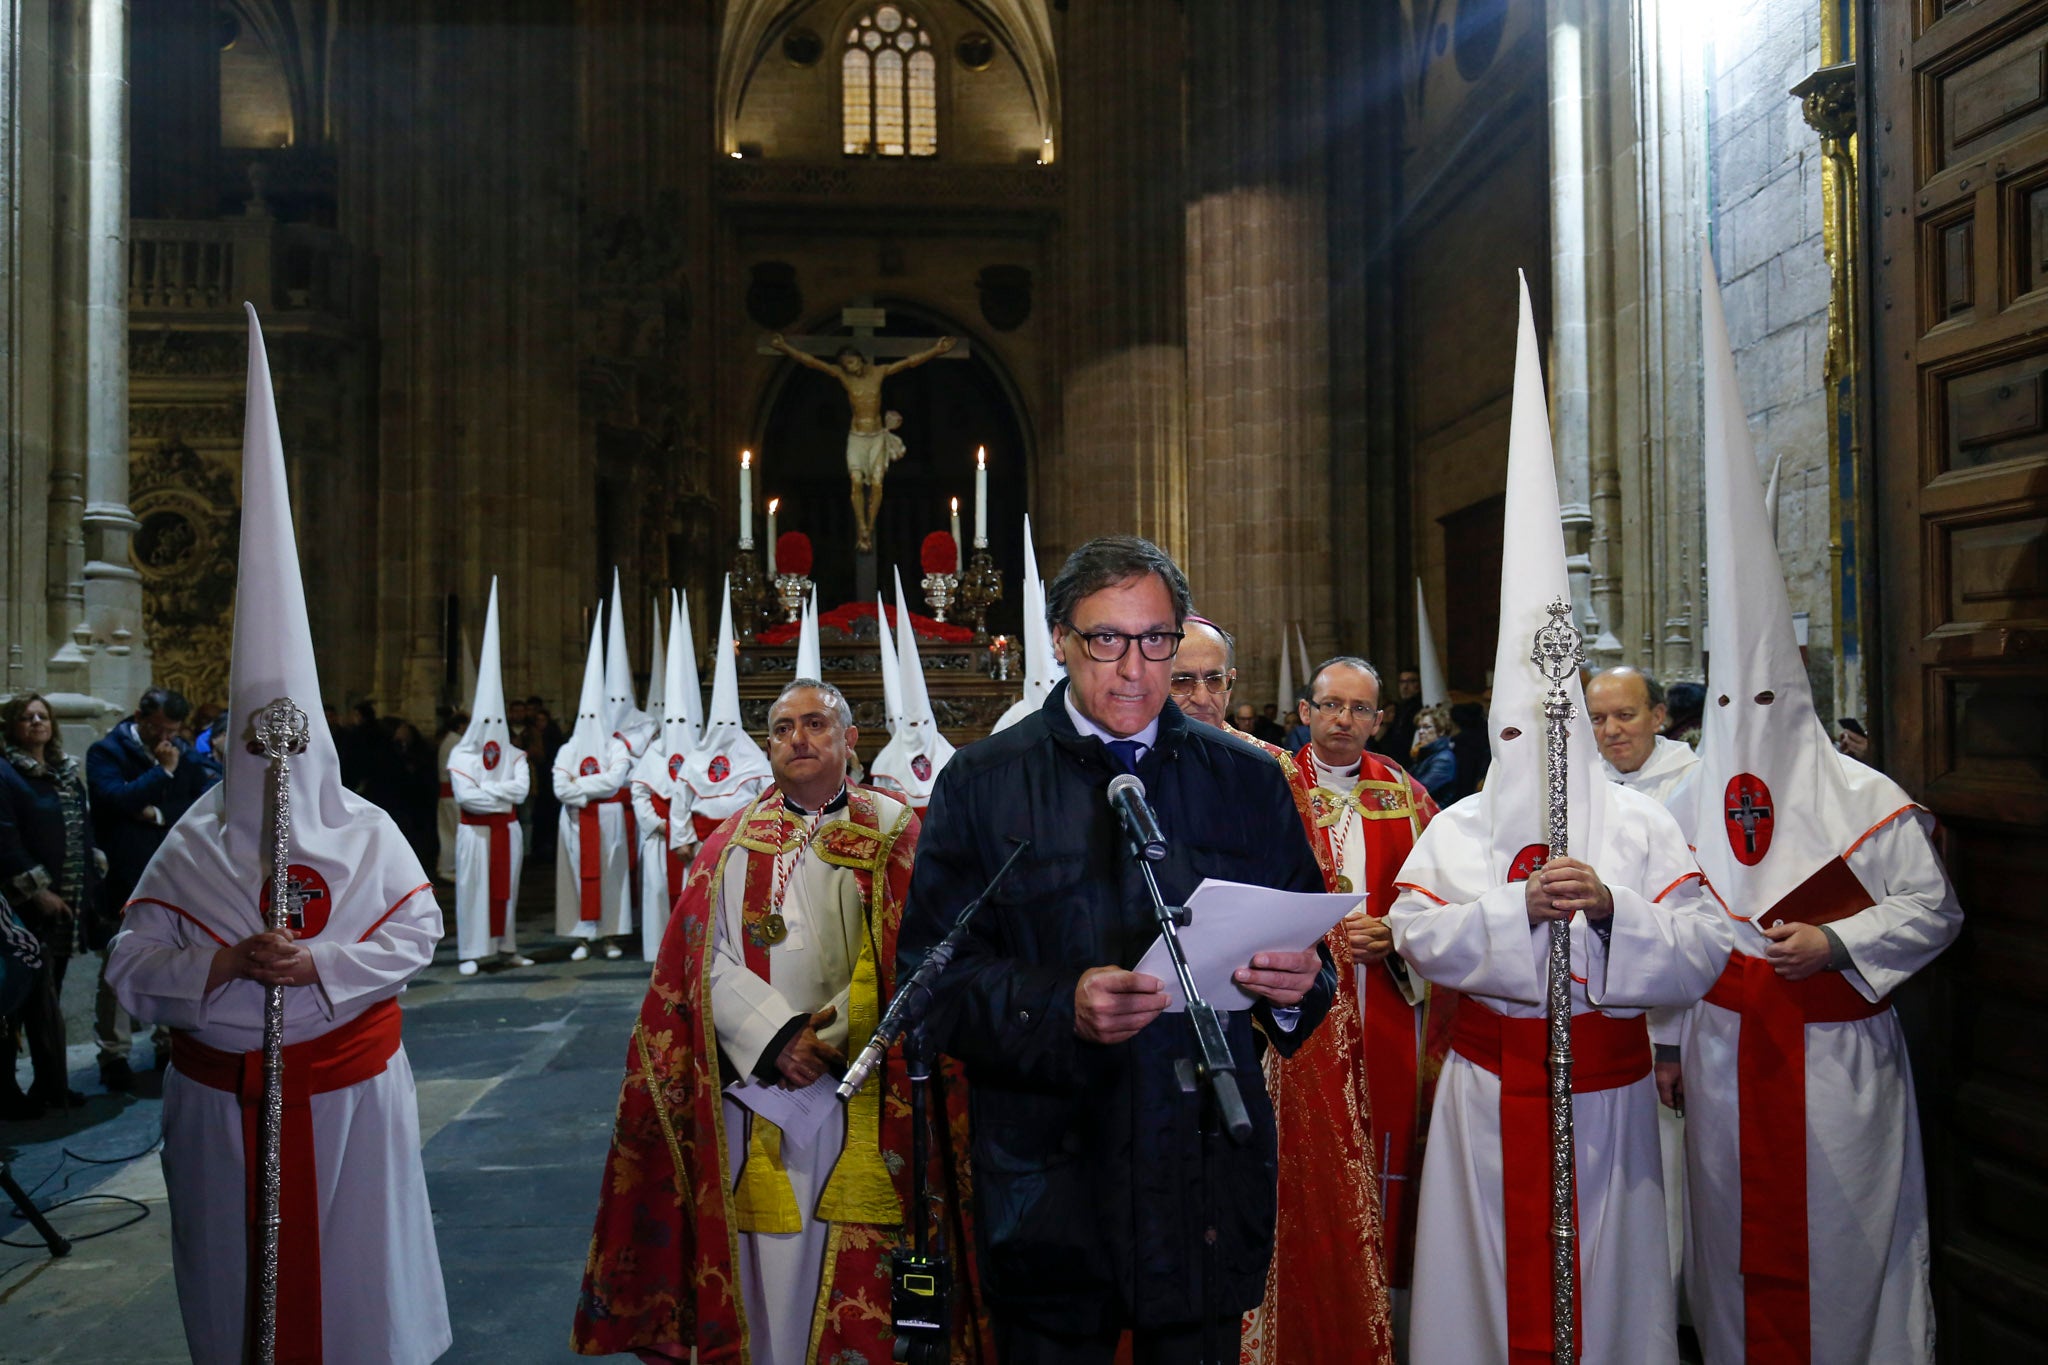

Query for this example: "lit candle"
[950,497,962,572]
[767,498,779,576]
[974,447,988,548]
[739,451,753,548]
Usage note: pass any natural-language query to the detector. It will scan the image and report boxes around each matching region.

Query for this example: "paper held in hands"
[1134,878,1362,1012]
[724,1075,843,1152]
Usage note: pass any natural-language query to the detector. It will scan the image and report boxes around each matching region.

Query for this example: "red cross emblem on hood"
[579,755,600,777]
[483,741,501,771]
[1507,844,1549,882]
[1723,773,1775,866]
[668,753,685,782]
[708,754,731,783]
[911,753,933,782]
[261,863,332,939]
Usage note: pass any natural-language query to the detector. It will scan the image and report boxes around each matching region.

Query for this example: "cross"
[755,304,973,363]
[280,874,324,932]
[1378,1141,1407,1213]
[1727,787,1773,856]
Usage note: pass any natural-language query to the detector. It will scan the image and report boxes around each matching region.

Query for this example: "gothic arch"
[717,0,1059,156]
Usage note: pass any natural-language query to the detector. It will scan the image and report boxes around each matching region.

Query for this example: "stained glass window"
[842,6,936,158]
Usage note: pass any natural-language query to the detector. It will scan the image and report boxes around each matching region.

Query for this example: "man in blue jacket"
[900,536,1338,1364]
[85,688,220,1089]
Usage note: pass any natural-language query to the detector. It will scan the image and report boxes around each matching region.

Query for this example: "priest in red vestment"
[572,678,986,1364]
[1175,616,1398,1365]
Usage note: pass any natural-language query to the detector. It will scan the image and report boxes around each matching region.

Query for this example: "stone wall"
[1706,0,1835,714]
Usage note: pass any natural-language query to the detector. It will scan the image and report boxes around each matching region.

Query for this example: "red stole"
[1289,745,1450,1287]
[170,998,403,1364]
[459,810,516,936]
[577,790,629,921]
[571,790,991,1364]
[1450,1000,1652,1365]
[1705,856,1886,1365]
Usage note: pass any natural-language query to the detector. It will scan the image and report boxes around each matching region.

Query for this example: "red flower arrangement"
[921,531,959,575]
[776,531,814,577]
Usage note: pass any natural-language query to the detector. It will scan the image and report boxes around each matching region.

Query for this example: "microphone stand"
[838,838,1030,1364]
[1120,816,1250,1365]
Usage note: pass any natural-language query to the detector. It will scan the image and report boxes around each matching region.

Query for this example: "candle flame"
[768,497,779,514]
[742,450,752,468]
[950,496,959,513]
[977,446,987,469]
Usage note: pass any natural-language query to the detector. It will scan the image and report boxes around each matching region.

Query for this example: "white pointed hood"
[449,577,519,784]
[1763,453,1784,546]
[679,576,771,824]
[1416,578,1449,708]
[876,593,905,735]
[677,590,705,745]
[127,305,433,951]
[871,571,955,804]
[1294,624,1312,687]
[992,514,1063,732]
[1276,625,1295,717]
[605,571,655,759]
[795,588,822,680]
[646,597,666,727]
[1686,256,1918,915]
[558,608,613,776]
[634,591,707,847]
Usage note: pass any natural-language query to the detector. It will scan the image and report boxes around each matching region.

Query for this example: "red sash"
[170,998,403,1364]
[1703,949,1888,1364]
[1450,1000,1652,1365]
[461,810,518,936]
[579,790,630,922]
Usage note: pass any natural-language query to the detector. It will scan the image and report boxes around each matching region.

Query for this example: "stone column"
[1548,0,1709,680]
[1050,0,1188,565]
[1182,0,1335,664]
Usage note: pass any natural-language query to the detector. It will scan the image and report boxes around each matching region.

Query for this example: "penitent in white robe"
[629,759,695,963]
[106,869,450,1365]
[1388,786,1733,1365]
[553,740,635,940]
[1671,804,1957,1365]
[708,792,905,1365]
[450,746,531,961]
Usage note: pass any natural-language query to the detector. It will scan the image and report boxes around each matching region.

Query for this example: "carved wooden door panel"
[1869,0,2048,1355]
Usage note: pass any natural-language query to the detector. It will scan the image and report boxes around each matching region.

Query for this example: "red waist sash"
[578,789,630,922]
[1703,952,1890,1364]
[1451,999,1652,1365]
[171,998,403,1364]
[461,810,518,936]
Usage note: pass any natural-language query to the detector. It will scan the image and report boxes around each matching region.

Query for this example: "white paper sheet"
[1133,877,1362,1012]
[724,1074,843,1151]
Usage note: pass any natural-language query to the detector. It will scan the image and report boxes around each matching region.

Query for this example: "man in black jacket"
[900,536,1338,1364]
[85,687,220,1088]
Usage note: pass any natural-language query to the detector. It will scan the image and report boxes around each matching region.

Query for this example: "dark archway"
[755,304,1030,635]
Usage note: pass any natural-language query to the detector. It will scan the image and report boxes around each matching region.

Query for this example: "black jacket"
[899,682,1336,1334]
[0,754,98,957]
[85,720,221,944]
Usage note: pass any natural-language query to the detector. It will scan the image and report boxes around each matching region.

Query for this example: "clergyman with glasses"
[898,535,1340,1364]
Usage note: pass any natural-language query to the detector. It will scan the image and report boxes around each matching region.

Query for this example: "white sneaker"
[603,942,624,960]
[569,943,590,962]
[457,960,479,977]
[501,953,535,968]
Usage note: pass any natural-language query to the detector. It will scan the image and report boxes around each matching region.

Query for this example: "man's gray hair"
[773,677,853,729]
[1310,655,1384,698]
[1591,665,1666,708]
[1045,535,1193,631]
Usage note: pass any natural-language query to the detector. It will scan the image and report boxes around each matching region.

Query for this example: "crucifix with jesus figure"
[762,306,967,553]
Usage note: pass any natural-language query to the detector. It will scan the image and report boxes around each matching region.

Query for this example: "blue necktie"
[1106,739,1144,773]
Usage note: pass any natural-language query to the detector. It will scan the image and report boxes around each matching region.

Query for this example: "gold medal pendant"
[1334,874,1354,894]
[762,912,789,945]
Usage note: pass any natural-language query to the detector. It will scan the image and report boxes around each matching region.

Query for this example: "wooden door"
[1868,0,2048,1355]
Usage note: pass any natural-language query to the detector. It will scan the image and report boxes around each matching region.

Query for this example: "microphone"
[1107,772,1168,863]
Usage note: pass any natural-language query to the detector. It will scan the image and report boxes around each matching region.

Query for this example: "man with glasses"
[1294,657,1449,1335]
[900,536,1338,1365]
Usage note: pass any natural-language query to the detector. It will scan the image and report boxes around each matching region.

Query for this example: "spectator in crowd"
[1373,666,1424,762]
[1282,684,1314,752]
[0,692,99,1114]
[363,717,441,873]
[1662,680,1705,748]
[1406,703,1458,804]
[525,696,565,863]
[1445,699,1490,803]
[1253,701,1288,746]
[1230,701,1260,735]
[85,687,222,1089]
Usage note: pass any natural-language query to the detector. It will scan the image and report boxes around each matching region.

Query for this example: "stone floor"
[1,876,653,1363]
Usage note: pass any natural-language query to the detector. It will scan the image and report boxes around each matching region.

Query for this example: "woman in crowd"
[0,692,99,1115]
[1407,702,1459,805]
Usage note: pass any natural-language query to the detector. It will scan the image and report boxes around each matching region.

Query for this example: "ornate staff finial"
[254,699,310,762]
[1531,598,1585,685]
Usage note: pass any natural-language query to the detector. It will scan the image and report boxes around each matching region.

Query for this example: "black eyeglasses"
[1064,625,1185,663]
[1168,669,1234,697]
